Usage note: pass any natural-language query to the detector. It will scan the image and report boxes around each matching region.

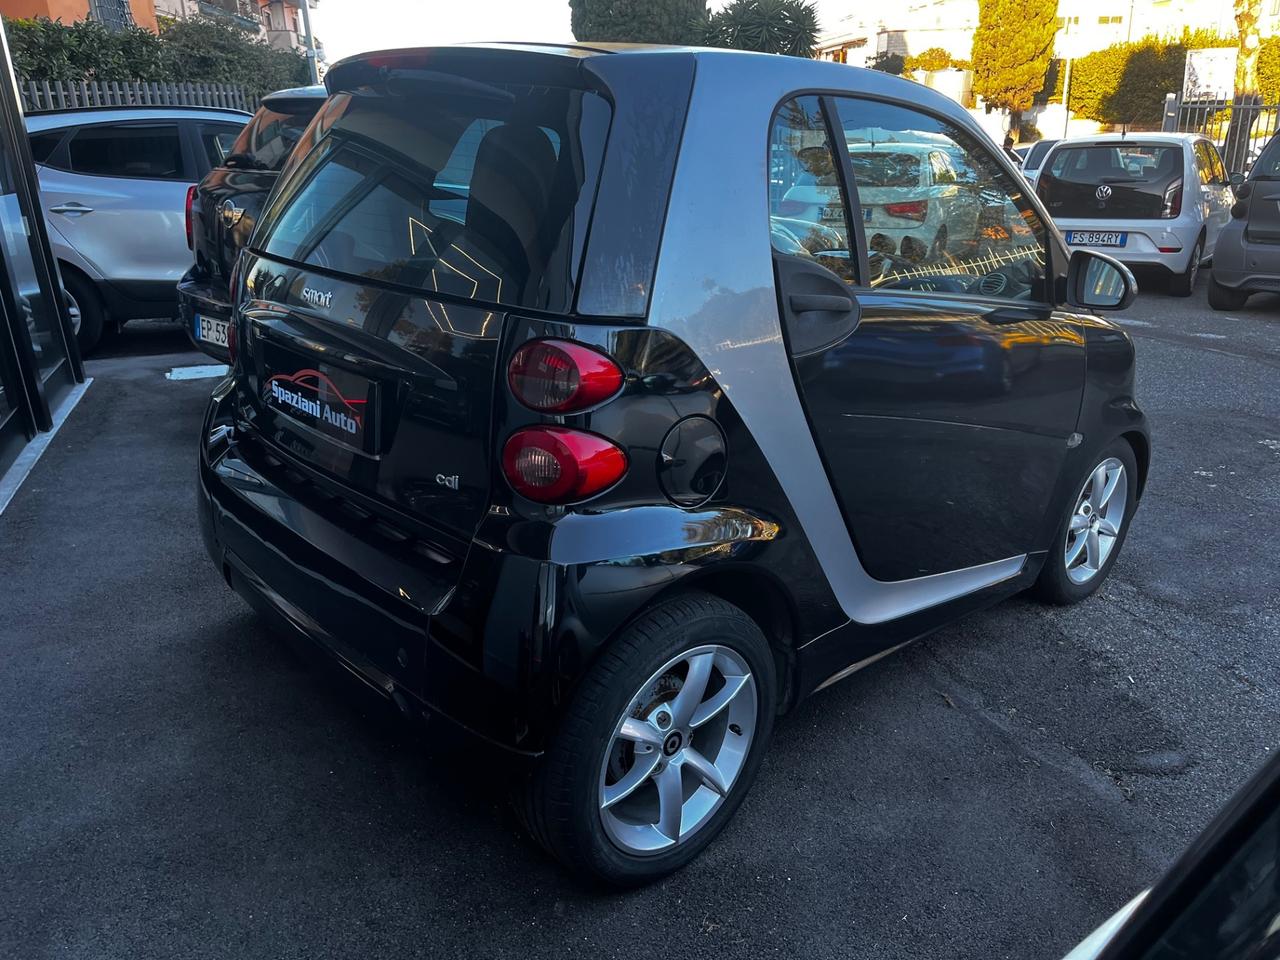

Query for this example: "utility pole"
[297,0,320,84]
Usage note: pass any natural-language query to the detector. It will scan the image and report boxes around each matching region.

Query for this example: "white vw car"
[1036,132,1237,296]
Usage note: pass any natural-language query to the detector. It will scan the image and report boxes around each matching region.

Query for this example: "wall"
[0,0,157,31]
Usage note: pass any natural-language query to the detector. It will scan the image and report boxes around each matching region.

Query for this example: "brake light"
[1162,178,1183,218]
[502,427,627,504]
[508,339,623,413]
[185,185,197,249]
[884,200,928,222]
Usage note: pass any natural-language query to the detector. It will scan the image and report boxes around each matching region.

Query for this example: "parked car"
[1020,137,1059,188]
[25,106,251,353]
[180,86,326,361]
[1036,132,1236,296]
[198,45,1148,885]
[780,141,979,260]
[1061,747,1280,960]
[1208,132,1280,310]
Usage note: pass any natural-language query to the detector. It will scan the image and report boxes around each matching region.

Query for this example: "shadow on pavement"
[91,318,199,360]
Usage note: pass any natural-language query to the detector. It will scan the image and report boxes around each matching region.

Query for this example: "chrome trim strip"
[646,54,1027,625]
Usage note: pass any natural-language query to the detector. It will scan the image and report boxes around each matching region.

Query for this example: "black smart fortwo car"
[197,45,1150,885]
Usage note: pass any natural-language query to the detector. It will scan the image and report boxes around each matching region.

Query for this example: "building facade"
[0,0,158,31]
[153,0,317,58]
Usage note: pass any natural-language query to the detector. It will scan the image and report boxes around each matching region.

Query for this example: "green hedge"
[1066,30,1260,126]
[5,16,309,92]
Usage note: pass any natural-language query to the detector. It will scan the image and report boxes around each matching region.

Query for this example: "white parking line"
[0,378,93,516]
[166,364,229,381]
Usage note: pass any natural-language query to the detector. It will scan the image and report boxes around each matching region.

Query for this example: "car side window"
[1194,142,1215,185]
[1208,143,1229,185]
[200,123,243,169]
[28,131,64,165]
[830,97,1049,302]
[66,123,185,180]
[768,96,856,282]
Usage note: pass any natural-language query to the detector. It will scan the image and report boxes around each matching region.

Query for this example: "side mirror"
[1065,249,1137,311]
[1230,171,1245,187]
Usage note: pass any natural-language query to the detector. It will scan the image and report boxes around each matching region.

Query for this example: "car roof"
[326,44,982,141]
[261,85,327,107]
[25,106,251,132]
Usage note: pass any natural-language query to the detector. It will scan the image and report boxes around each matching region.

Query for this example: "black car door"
[769,95,1086,582]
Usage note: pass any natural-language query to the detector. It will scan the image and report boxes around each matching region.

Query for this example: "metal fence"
[1164,94,1279,174]
[18,80,260,115]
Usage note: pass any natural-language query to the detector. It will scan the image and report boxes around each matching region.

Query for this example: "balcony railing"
[198,0,263,30]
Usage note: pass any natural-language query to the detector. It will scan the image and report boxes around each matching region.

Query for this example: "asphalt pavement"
[2,281,1278,960]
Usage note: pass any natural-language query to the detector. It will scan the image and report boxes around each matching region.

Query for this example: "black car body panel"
[197,45,1149,757]
[180,86,325,360]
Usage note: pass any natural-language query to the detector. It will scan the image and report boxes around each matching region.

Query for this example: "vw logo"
[221,199,245,228]
[1095,185,1113,201]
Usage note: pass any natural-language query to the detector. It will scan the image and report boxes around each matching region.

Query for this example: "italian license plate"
[196,314,229,347]
[261,347,376,452]
[1066,230,1127,247]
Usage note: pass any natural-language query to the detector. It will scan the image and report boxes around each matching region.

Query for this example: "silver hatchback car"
[26,106,250,352]
[1036,132,1236,296]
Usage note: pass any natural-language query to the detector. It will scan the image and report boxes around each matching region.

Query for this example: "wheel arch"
[1121,429,1150,499]
[639,566,802,712]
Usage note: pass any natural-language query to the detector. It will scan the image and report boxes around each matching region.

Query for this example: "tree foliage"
[904,47,954,74]
[702,0,820,58]
[4,15,308,91]
[1069,31,1234,126]
[568,0,708,45]
[971,0,1057,117]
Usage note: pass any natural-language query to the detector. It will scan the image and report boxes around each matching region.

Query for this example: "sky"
[310,1,850,66]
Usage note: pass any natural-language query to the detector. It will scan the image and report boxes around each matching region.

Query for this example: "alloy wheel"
[1064,456,1128,584]
[64,289,82,336]
[599,644,757,856]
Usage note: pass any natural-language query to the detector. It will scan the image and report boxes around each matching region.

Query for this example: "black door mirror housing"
[1065,249,1137,311]
[1230,171,1246,186]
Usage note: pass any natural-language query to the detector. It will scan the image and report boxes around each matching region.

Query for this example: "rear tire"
[1032,439,1138,605]
[61,269,105,356]
[514,591,776,886]
[1168,239,1202,297]
[1207,275,1249,311]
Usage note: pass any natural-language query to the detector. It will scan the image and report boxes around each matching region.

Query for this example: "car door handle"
[789,293,855,314]
[986,305,1050,325]
[50,203,93,215]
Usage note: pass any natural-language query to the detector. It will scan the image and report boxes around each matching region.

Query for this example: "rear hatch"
[1037,142,1184,219]
[234,53,613,545]
[192,89,324,292]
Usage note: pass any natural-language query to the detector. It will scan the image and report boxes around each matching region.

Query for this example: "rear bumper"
[1056,219,1198,273]
[178,272,231,363]
[1210,220,1280,292]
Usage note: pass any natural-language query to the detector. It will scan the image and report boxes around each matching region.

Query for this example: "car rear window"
[230,105,317,172]
[1023,139,1056,171]
[1251,136,1280,179]
[848,151,921,187]
[255,82,610,311]
[1046,144,1183,185]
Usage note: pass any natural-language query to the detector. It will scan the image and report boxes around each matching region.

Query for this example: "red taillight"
[1162,178,1183,218]
[502,427,627,504]
[884,200,928,222]
[226,317,238,366]
[185,185,197,249]
[508,339,623,413]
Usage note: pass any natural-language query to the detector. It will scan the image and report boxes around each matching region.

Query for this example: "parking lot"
[3,277,1278,960]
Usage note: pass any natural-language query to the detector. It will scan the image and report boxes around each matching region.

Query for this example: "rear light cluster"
[883,199,928,222]
[226,316,238,367]
[503,339,627,504]
[1162,178,1183,218]
[185,185,197,249]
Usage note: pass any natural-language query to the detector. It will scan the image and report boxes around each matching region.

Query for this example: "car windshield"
[847,150,921,187]
[1047,144,1182,185]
